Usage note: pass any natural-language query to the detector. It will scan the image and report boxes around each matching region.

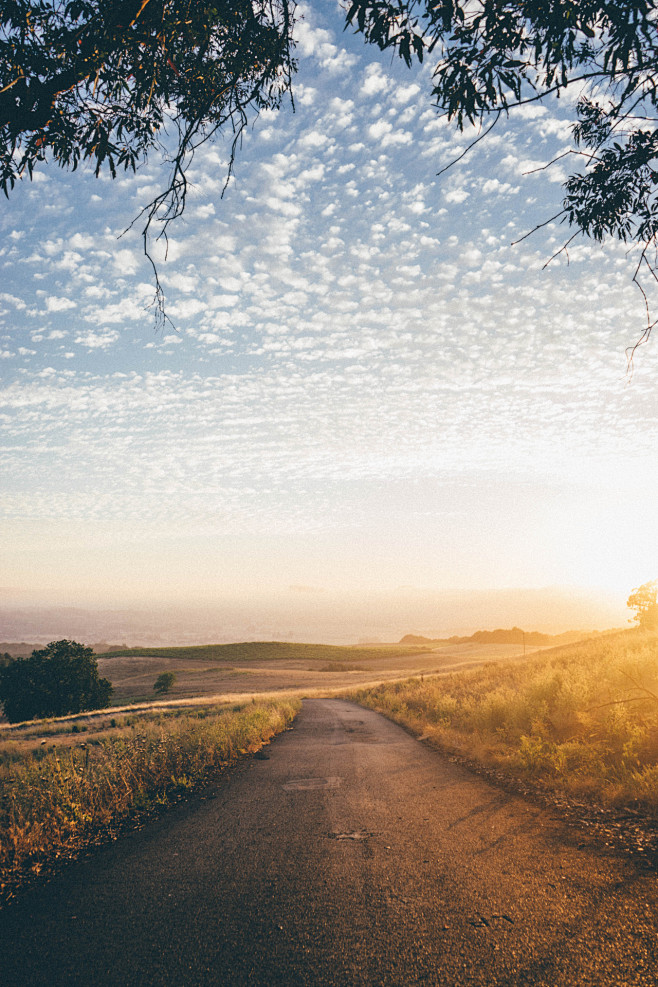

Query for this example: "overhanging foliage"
[3,1,658,340]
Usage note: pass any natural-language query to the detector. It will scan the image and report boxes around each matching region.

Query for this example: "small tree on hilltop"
[154,672,177,695]
[0,640,113,723]
[627,581,658,630]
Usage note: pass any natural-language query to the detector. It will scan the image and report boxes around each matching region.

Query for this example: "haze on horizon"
[2,3,658,634]
[0,583,630,649]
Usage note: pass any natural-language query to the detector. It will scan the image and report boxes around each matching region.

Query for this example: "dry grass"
[0,698,299,893]
[91,640,537,707]
[349,628,658,814]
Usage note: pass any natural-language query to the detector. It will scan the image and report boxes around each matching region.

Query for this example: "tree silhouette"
[627,580,658,630]
[347,0,658,348]
[154,671,177,695]
[0,640,113,723]
[1,0,295,327]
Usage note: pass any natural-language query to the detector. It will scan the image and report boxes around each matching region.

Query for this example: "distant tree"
[154,671,177,695]
[0,639,113,723]
[627,581,658,629]
[0,653,13,667]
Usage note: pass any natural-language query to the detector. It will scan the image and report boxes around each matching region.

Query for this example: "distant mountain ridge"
[399,627,614,647]
[0,642,40,658]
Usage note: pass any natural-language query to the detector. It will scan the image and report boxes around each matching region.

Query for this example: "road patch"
[282,776,342,791]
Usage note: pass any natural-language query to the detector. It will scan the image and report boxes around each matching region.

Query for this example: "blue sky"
[2,1,658,633]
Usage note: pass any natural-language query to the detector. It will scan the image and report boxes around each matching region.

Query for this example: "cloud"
[294,17,357,74]
[295,20,334,57]
[46,296,76,312]
[381,129,413,147]
[368,120,392,141]
[443,188,470,204]
[482,178,518,195]
[297,129,332,150]
[69,233,96,250]
[362,64,391,96]
[0,292,26,310]
[392,83,421,104]
[74,329,120,349]
[193,203,216,219]
[112,248,140,276]
[169,298,206,319]
[164,273,199,294]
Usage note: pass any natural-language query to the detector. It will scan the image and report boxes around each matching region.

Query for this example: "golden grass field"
[349,627,658,814]
[91,640,538,708]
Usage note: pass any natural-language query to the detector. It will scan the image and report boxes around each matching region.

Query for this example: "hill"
[96,641,431,663]
[0,642,40,658]
[399,627,615,647]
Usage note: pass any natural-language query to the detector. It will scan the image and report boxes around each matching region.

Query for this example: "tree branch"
[436,110,501,178]
[510,210,566,246]
[541,230,580,270]
[522,149,598,175]
[627,243,658,371]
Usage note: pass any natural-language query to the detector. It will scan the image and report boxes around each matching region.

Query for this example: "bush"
[0,640,113,723]
[154,672,177,695]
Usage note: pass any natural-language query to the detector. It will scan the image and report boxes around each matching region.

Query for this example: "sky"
[2,0,658,640]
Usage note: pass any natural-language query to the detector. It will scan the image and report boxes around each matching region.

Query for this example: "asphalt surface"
[1,698,657,986]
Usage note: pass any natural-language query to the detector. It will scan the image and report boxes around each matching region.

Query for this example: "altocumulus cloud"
[0,0,657,594]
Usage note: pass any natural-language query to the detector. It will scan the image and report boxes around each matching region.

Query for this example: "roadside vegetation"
[349,629,658,815]
[0,698,299,896]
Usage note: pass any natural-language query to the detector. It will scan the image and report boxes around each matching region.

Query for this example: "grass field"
[0,698,299,897]
[349,628,658,814]
[96,641,433,663]
[90,639,539,707]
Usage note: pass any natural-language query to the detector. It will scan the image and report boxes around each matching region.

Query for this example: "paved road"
[1,699,657,985]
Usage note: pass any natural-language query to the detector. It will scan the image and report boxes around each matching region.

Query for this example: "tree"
[3,1,658,338]
[153,671,176,694]
[0,639,113,723]
[0,0,296,325]
[346,0,658,347]
[627,580,658,629]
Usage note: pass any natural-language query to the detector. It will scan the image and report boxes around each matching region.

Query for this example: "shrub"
[154,672,177,695]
